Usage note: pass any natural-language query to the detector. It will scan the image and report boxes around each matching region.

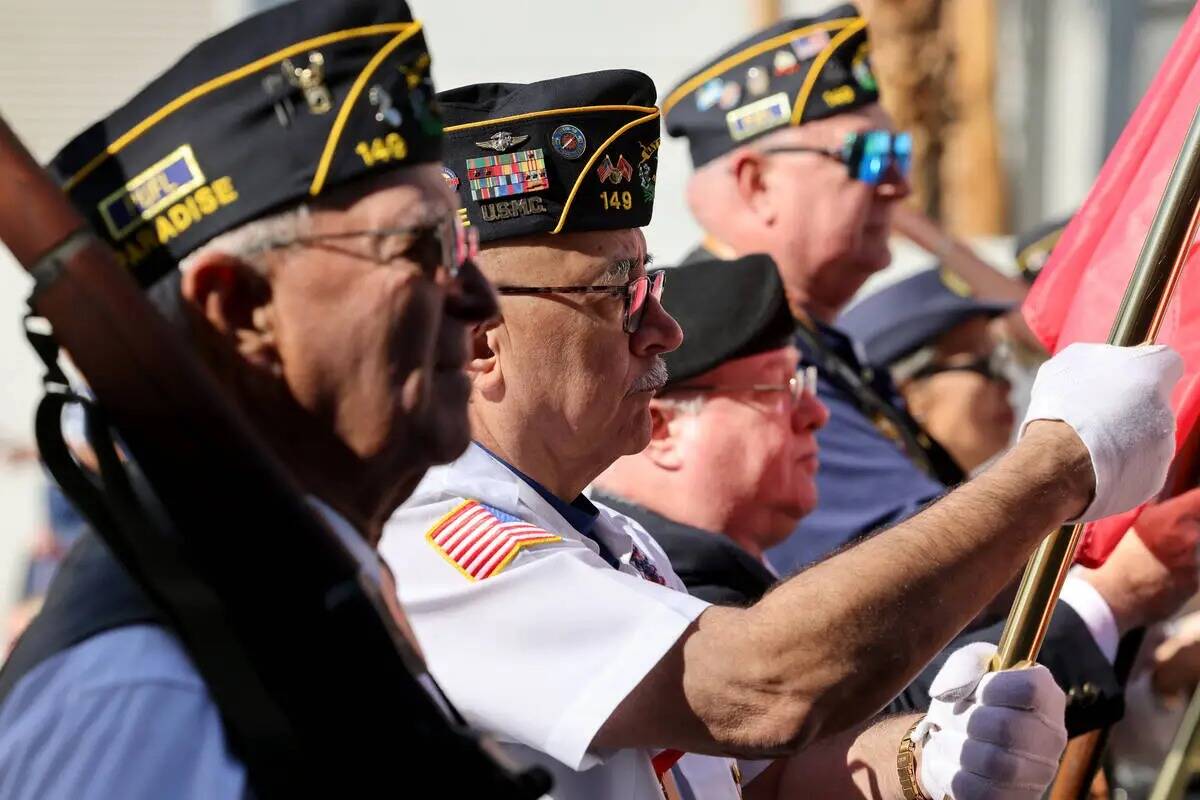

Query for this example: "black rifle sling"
[9,317,552,798]
[20,332,300,796]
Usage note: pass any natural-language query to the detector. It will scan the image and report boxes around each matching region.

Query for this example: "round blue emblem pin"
[441,166,460,191]
[550,124,587,160]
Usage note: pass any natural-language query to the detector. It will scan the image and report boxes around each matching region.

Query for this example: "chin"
[619,405,655,457]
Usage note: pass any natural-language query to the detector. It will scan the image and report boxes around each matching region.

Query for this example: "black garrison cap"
[663,4,879,167]
[49,0,442,287]
[837,268,1012,367]
[1016,214,1073,284]
[662,254,797,387]
[437,70,661,243]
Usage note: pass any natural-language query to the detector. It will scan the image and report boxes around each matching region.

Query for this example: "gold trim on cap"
[790,17,868,125]
[660,17,857,118]
[64,22,422,193]
[552,109,660,234]
[1017,226,1067,271]
[309,24,425,194]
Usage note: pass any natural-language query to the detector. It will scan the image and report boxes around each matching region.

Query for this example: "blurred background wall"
[0,0,1190,650]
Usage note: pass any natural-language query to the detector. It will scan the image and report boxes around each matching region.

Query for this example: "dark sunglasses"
[255,214,479,281]
[495,269,666,334]
[761,129,913,186]
[911,354,1006,383]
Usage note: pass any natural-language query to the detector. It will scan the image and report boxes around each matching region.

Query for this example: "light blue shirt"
[0,500,375,799]
[0,625,247,799]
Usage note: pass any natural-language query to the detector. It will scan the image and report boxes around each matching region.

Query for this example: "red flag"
[1022,3,1200,567]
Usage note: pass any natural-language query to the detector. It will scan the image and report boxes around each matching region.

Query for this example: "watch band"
[897,717,931,800]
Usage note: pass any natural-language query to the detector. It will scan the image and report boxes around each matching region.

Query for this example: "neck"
[472,418,597,501]
[247,405,420,544]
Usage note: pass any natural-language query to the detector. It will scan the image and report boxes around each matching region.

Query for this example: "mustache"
[629,357,669,394]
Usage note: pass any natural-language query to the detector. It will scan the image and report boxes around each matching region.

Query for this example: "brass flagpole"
[1148,683,1200,800]
[994,100,1200,673]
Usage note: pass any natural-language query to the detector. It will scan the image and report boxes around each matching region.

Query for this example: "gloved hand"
[1021,343,1182,522]
[916,642,1067,800]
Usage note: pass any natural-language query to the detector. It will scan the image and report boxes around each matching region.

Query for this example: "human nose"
[792,390,829,434]
[631,293,683,357]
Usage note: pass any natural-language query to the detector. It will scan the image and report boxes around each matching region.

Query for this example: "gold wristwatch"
[897,718,931,800]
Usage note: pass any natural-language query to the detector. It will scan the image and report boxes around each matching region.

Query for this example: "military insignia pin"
[368,85,403,127]
[718,81,742,110]
[629,546,666,586]
[792,30,831,61]
[746,66,769,97]
[465,148,548,200]
[695,78,724,111]
[596,154,634,185]
[773,49,800,77]
[726,92,792,142]
[852,44,878,92]
[281,52,332,114]
[475,131,529,153]
[550,124,587,160]
[441,166,460,191]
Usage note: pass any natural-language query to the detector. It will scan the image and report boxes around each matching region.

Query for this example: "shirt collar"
[472,442,600,537]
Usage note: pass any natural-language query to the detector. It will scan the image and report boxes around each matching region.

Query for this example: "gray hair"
[149,204,312,332]
[178,204,312,273]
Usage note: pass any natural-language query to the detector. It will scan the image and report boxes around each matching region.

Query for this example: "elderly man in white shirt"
[381,69,1183,800]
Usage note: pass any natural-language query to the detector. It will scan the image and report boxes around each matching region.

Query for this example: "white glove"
[1021,342,1182,522]
[916,642,1067,800]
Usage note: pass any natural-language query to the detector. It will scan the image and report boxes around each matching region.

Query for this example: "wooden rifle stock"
[0,118,548,797]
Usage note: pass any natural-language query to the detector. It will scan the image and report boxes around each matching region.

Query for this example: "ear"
[641,400,686,471]
[468,318,505,400]
[180,251,278,372]
[729,149,774,225]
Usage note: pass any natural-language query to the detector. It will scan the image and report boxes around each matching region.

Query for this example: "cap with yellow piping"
[1015,215,1072,284]
[48,0,441,287]
[437,70,660,243]
[663,4,878,168]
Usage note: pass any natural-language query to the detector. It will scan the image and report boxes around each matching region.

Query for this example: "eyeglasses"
[252,213,479,282]
[495,269,667,334]
[761,129,913,186]
[670,365,819,407]
[911,355,1006,383]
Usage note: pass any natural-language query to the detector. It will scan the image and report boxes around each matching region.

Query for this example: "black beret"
[437,70,661,243]
[663,4,879,167]
[1015,214,1072,284]
[49,0,442,287]
[662,254,796,387]
[837,267,1012,367]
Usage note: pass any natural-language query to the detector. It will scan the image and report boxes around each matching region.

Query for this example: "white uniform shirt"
[380,444,752,799]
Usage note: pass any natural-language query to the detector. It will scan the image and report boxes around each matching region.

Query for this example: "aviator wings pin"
[475,131,529,153]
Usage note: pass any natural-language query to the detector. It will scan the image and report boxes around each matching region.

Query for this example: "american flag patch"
[426,500,562,581]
